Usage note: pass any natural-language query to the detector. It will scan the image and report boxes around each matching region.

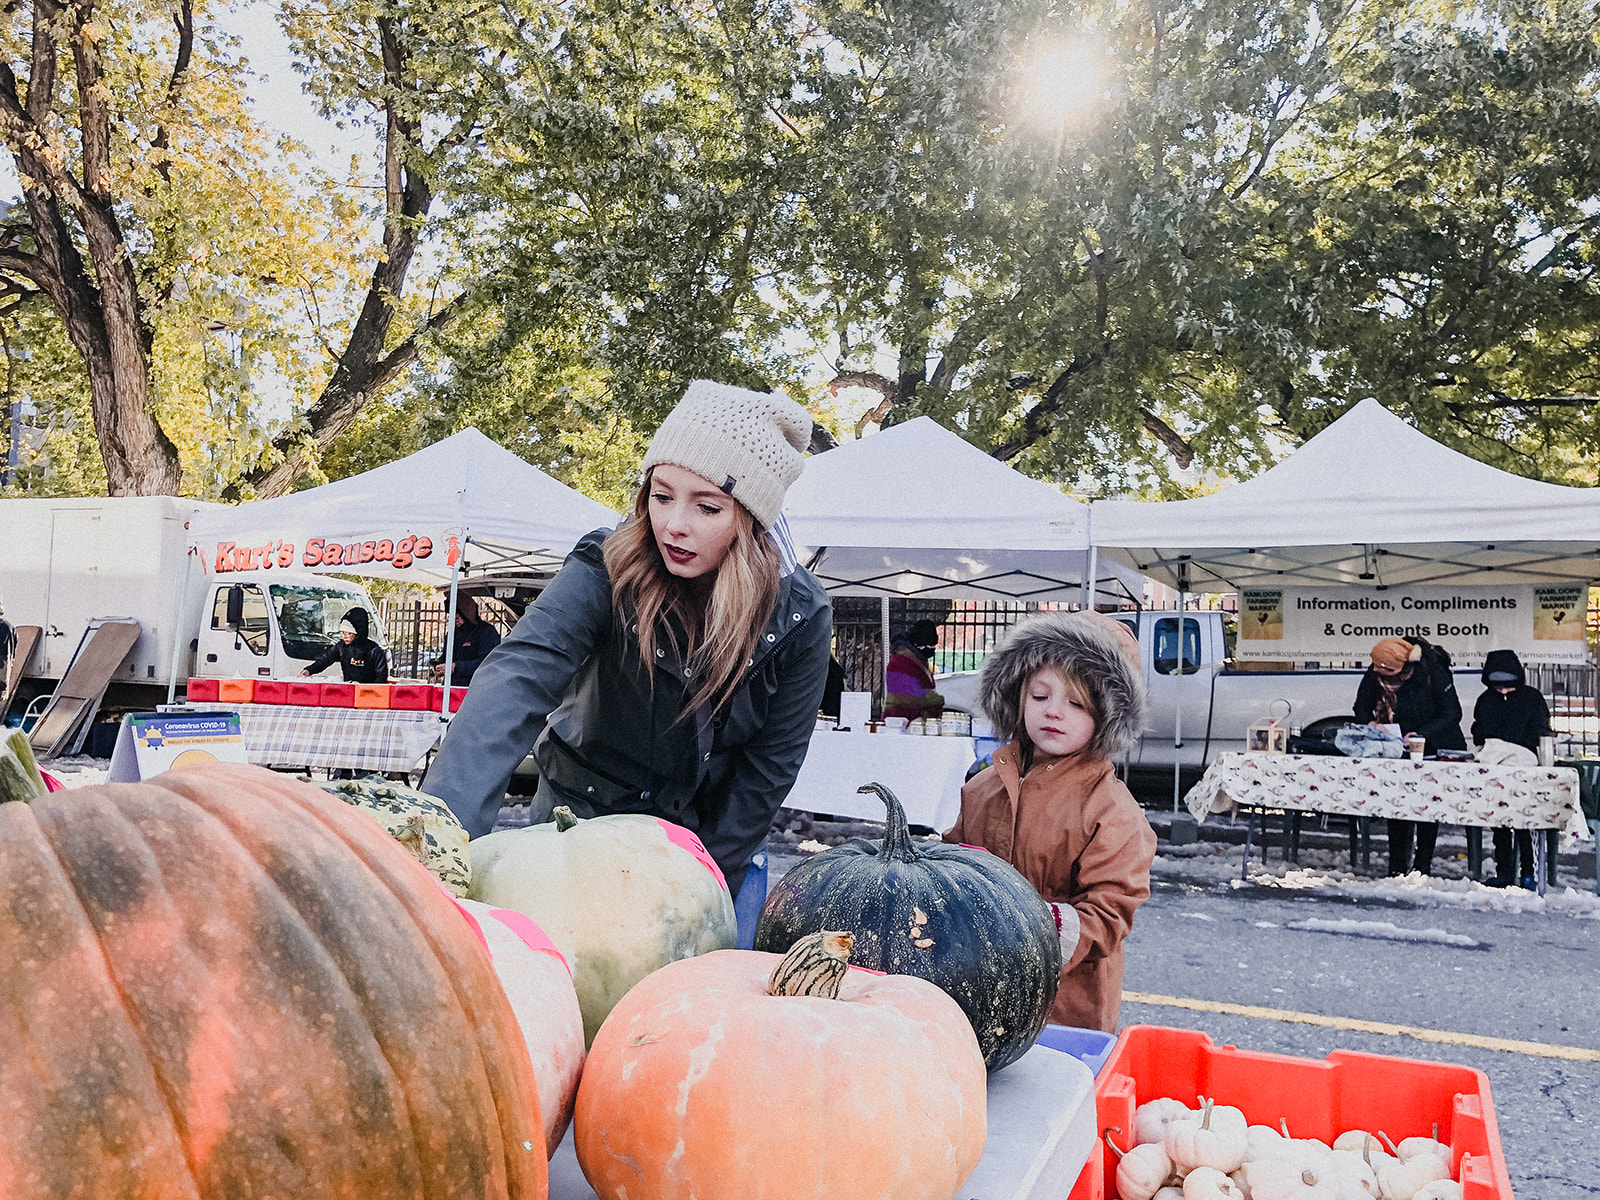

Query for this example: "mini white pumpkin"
[1395,1125,1447,1162]
[1184,1165,1246,1199]
[1165,1096,1250,1174]
[1113,1132,1181,1200]
[1411,1181,1462,1200]
[1137,1097,1198,1146]
[1375,1150,1449,1200]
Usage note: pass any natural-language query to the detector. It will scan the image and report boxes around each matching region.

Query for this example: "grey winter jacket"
[423,528,832,889]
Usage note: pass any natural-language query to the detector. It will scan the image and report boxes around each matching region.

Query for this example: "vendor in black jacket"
[431,594,502,686]
[1471,649,1553,888]
[1354,635,1467,875]
[300,607,389,682]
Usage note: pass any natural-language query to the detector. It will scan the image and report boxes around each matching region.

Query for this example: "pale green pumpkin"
[468,807,736,1045]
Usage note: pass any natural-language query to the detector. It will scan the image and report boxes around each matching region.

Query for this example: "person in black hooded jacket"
[1471,648,1552,888]
[300,607,389,682]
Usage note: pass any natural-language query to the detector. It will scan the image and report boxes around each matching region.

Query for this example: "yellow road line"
[1123,991,1600,1063]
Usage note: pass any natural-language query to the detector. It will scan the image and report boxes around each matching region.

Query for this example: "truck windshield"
[271,584,382,661]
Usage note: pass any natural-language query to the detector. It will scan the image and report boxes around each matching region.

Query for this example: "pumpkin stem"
[1301,1169,1319,1187]
[857,783,921,863]
[1431,1122,1440,1147]
[767,930,855,999]
[1196,1096,1214,1131]
[0,730,48,805]
[553,806,580,833]
[1378,1131,1401,1158]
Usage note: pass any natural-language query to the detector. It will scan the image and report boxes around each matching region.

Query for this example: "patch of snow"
[1282,918,1481,947]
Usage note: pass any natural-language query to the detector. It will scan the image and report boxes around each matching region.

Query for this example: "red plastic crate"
[1071,1026,1510,1200]
[429,685,468,713]
[389,683,433,710]
[287,681,323,706]
[354,684,392,709]
[252,680,289,705]
[319,683,356,708]
[217,678,255,704]
[186,677,220,702]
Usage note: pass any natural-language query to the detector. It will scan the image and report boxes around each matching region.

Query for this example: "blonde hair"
[1017,666,1098,769]
[603,471,781,715]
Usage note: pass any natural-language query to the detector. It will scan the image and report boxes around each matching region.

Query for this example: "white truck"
[940,609,1488,783]
[2,496,382,713]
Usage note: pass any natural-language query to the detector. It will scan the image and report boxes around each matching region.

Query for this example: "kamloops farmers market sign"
[1237,584,1590,665]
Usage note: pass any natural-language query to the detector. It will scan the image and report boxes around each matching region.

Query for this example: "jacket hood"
[979,612,1147,758]
[1481,648,1526,687]
[342,607,370,640]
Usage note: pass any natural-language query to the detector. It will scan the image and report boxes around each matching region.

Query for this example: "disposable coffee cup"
[1406,736,1426,761]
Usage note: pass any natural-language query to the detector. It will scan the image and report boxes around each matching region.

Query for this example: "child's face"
[1022,667,1096,758]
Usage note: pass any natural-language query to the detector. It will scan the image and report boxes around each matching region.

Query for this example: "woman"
[299,607,388,682]
[1353,635,1466,875]
[422,381,832,895]
[883,618,945,722]
[1471,649,1553,888]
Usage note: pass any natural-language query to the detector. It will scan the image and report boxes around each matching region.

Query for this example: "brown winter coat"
[944,744,1156,1033]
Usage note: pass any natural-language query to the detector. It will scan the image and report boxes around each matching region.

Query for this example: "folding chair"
[24,618,141,759]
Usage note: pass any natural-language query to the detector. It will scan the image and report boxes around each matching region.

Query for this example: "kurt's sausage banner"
[184,428,617,583]
[1237,584,1590,665]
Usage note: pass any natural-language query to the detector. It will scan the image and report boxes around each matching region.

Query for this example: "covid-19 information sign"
[1236,584,1589,665]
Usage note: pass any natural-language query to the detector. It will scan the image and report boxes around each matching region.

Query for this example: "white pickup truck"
[939,609,1486,782]
[3,496,381,712]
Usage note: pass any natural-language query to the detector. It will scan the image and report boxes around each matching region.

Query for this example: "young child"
[943,611,1154,1033]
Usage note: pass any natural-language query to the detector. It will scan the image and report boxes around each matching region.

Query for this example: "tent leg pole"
[1173,587,1185,814]
[439,541,465,723]
[881,597,891,705]
[166,550,196,706]
[1082,545,1099,610]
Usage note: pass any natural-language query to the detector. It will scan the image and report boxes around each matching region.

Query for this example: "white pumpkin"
[1137,1097,1198,1146]
[1116,1137,1180,1200]
[1410,1181,1462,1200]
[455,897,586,1156]
[1184,1165,1246,1199]
[1166,1097,1250,1174]
[1376,1149,1449,1200]
[469,806,737,1045]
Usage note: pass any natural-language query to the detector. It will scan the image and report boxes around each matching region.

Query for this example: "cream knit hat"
[641,380,812,529]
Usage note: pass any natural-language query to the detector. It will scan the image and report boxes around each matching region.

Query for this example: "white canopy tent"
[1091,399,1600,592]
[784,416,1143,605]
[187,428,617,585]
[184,428,617,711]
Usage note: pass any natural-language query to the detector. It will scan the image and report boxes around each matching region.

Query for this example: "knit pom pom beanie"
[641,380,812,529]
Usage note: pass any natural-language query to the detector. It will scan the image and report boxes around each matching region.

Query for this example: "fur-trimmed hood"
[979,612,1147,759]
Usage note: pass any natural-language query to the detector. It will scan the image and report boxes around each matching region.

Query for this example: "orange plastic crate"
[319,683,356,708]
[217,678,255,704]
[252,680,289,705]
[186,677,220,702]
[287,681,323,706]
[355,684,392,709]
[1073,1026,1510,1200]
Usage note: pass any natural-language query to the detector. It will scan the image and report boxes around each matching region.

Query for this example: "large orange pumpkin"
[0,761,547,1200]
[573,933,988,1200]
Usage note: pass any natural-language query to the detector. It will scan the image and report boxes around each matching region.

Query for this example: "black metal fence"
[377,598,517,680]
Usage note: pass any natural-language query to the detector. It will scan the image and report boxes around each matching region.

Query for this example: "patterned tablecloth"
[172,703,444,773]
[1185,752,1588,838]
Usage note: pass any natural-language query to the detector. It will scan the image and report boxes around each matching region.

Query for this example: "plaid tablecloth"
[173,703,444,773]
[1185,751,1587,837]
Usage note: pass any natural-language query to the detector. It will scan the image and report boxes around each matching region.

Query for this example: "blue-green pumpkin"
[754,782,1061,1071]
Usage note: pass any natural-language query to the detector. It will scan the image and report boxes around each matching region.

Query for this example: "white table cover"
[784,729,977,831]
[1186,751,1588,838]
